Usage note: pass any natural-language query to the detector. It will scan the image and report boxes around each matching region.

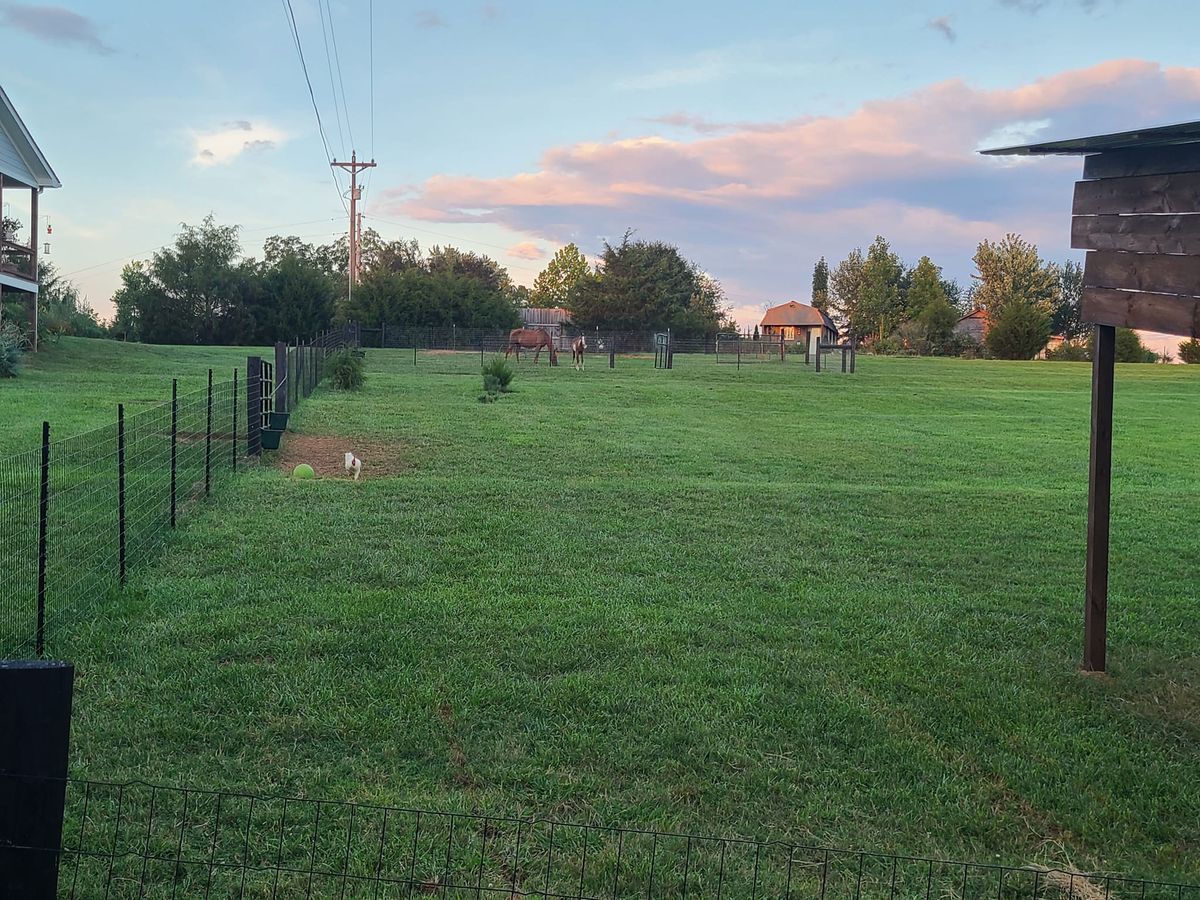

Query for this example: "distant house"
[0,85,61,351]
[760,301,837,353]
[954,309,988,342]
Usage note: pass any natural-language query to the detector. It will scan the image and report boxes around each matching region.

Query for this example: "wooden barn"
[759,301,837,352]
[519,306,572,349]
[0,85,60,351]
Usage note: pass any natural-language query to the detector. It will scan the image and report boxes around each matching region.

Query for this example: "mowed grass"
[0,336,267,454]
[31,346,1200,881]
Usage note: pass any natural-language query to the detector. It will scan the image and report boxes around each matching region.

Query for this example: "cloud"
[415,9,447,28]
[507,241,545,260]
[928,16,956,42]
[482,3,501,18]
[642,112,736,135]
[0,3,112,53]
[381,60,1200,316]
[190,121,286,167]
[617,42,815,91]
[998,0,1114,12]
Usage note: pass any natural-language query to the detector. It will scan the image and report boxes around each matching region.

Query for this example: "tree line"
[813,233,1173,362]
[102,219,734,344]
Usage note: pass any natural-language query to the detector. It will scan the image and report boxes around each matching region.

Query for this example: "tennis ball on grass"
[292,463,315,480]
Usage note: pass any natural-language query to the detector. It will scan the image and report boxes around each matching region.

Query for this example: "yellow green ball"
[292,463,315,480]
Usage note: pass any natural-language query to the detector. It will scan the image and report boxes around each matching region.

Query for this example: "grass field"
[5,340,1199,883]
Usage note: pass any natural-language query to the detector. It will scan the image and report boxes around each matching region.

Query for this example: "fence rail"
[0,325,357,659]
[6,775,1196,900]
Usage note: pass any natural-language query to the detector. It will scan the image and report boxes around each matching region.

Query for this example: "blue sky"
[3,0,1199,347]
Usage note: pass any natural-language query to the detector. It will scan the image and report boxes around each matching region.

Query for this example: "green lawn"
[7,342,1199,884]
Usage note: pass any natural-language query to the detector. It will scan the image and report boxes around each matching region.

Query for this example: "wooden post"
[850,335,857,374]
[0,660,74,900]
[29,187,38,353]
[815,343,822,373]
[1084,323,1116,672]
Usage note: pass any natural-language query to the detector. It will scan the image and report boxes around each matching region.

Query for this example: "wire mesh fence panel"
[12,777,1194,900]
[0,445,42,655]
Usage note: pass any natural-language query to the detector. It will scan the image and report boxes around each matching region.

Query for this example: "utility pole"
[331,151,376,283]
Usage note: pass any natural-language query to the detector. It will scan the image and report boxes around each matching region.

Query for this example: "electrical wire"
[324,0,355,151]
[317,0,347,158]
[280,0,348,214]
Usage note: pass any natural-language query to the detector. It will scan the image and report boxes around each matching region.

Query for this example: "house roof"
[957,309,987,322]
[980,120,1200,157]
[0,85,61,189]
[760,301,835,330]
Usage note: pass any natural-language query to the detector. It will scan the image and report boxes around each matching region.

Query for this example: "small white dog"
[344,451,362,481]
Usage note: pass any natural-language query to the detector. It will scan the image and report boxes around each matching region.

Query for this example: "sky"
[2,0,1199,353]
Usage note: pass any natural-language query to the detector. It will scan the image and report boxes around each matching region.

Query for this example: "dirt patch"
[273,433,411,478]
[437,700,479,789]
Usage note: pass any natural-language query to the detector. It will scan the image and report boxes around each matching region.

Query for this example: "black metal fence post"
[815,343,822,373]
[118,404,126,585]
[170,379,178,529]
[36,421,49,658]
[0,659,74,900]
[850,335,857,374]
[246,357,263,456]
[274,342,288,416]
[232,368,239,472]
[841,345,848,373]
[204,369,213,496]
[609,333,615,369]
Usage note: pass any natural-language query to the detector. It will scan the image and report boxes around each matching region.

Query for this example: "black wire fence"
[7,775,1197,900]
[356,325,857,376]
[0,325,357,660]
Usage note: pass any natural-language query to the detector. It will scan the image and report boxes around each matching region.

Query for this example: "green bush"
[481,356,514,393]
[0,321,28,378]
[329,350,365,391]
[984,302,1051,360]
[1180,339,1200,365]
[1045,341,1089,362]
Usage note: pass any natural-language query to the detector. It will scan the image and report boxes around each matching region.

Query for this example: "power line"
[280,0,348,214]
[324,0,355,151]
[317,0,347,157]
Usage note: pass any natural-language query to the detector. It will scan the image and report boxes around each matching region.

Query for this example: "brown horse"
[571,335,587,370]
[505,327,557,364]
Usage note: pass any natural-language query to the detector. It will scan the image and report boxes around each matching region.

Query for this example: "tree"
[531,244,590,308]
[859,236,905,340]
[828,249,865,338]
[254,252,338,341]
[566,233,730,338]
[1054,260,1085,340]
[426,245,513,297]
[985,300,1052,360]
[811,257,830,313]
[1180,339,1200,364]
[973,234,1060,317]
[906,256,947,320]
[1115,328,1155,363]
[917,296,959,346]
[752,324,760,341]
[37,261,104,340]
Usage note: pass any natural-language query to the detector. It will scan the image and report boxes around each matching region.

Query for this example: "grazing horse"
[505,327,557,365]
[571,335,587,370]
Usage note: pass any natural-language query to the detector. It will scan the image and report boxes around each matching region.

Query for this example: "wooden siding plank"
[1081,286,1200,337]
[1070,215,1200,255]
[1073,172,1200,216]
[1083,146,1200,180]
[1083,250,1200,297]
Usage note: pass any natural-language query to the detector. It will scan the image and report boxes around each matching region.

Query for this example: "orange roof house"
[759,301,837,349]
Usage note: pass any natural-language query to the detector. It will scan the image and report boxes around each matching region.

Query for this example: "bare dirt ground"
[273,432,410,478]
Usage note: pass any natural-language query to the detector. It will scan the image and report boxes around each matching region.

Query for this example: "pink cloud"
[507,241,545,260]
[379,60,1200,310]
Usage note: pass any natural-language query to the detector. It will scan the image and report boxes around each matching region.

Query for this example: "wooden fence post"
[274,342,288,415]
[0,659,74,899]
[1084,323,1116,671]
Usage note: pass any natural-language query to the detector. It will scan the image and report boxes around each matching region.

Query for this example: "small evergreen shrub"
[481,356,514,393]
[329,349,365,391]
[0,321,28,378]
[1045,341,1089,362]
[1180,339,1200,365]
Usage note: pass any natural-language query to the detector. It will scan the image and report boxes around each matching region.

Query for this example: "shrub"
[0,321,28,378]
[1180,339,1200,365]
[985,302,1051,360]
[1045,341,1089,362]
[481,356,515,393]
[329,350,365,391]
